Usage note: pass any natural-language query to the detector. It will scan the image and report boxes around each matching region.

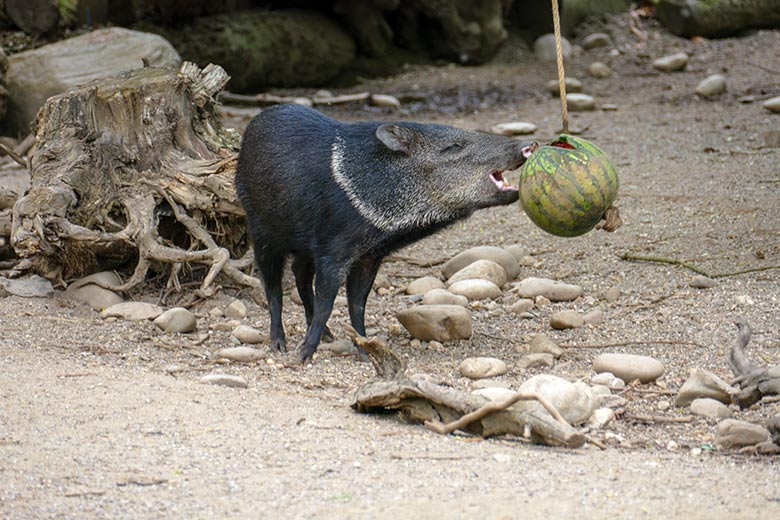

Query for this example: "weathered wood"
[313,92,371,105]
[727,319,780,408]
[0,141,26,167]
[348,328,585,448]
[10,62,259,295]
[218,92,313,108]
[424,391,568,433]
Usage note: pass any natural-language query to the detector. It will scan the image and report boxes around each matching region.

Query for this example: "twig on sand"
[385,255,448,267]
[624,413,694,424]
[619,253,780,278]
[560,339,708,349]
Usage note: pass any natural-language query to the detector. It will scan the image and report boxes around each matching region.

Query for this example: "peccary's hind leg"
[256,247,286,352]
[346,254,382,337]
[291,255,333,342]
[298,262,341,362]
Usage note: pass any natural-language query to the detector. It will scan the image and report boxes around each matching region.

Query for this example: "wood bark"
[11,62,261,295]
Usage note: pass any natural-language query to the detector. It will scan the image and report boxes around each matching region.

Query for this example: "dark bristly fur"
[235,104,533,361]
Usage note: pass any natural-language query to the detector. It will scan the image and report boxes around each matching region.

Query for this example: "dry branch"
[0,142,27,168]
[625,413,693,424]
[726,319,780,408]
[13,135,36,157]
[347,328,585,448]
[312,92,371,105]
[619,253,780,278]
[218,92,312,107]
[385,254,449,267]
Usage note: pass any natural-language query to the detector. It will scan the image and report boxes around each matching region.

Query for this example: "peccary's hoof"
[270,338,287,353]
[298,344,317,364]
[321,325,335,343]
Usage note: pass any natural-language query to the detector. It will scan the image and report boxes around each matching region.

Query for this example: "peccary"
[235,104,535,361]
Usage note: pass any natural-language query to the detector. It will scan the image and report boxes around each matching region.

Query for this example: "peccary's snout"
[486,140,538,195]
[510,141,539,168]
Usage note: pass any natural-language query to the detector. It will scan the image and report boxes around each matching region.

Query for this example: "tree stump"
[11,62,261,295]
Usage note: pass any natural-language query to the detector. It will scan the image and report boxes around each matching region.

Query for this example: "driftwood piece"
[348,329,585,448]
[424,391,567,434]
[10,62,260,295]
[727,319,780,408]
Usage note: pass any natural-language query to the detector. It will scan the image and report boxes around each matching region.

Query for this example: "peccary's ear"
[376,124,416,155]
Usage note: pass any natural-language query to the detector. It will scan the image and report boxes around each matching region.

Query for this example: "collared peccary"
[235,104,535,361]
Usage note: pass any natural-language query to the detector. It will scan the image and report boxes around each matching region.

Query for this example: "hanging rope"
[551,0,569,134]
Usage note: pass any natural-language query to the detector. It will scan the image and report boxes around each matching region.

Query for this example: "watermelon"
[519,134,619,237]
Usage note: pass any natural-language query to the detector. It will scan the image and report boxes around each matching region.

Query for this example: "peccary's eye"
[440,143,464,154]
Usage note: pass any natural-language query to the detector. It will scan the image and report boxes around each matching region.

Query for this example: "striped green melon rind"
[519,134,619,237]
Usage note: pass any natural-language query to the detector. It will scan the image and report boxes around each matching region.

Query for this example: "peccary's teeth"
[490,170,517,191]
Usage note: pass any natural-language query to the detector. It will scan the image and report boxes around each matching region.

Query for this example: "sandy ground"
[2,14,780,519]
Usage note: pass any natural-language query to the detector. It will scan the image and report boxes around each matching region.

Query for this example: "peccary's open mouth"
[489,143,538,192]
[490,169,518,192]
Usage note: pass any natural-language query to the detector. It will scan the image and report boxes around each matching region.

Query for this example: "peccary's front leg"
[298,262,341,362]
[291,255,334,342]
[346,254,382,336]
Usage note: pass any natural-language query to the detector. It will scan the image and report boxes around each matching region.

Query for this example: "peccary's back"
[235,105,357,251]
